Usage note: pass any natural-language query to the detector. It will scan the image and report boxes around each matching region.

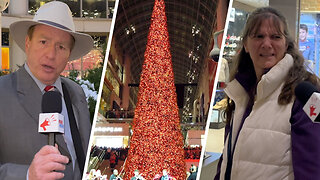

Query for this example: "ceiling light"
[125,28,130,35]
[130,25,136,33]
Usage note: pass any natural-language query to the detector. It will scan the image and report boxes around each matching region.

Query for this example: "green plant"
[68,69,80,83]
[83,62,103,92]
[87,96,96,124]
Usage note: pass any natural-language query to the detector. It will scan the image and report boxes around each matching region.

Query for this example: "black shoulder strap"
[62,83,85,177]
[224,121,233,180]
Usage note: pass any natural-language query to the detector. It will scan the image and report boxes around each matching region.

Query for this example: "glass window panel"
[101,85,111,113]
[2,31,9,46]
[107,0,115,19]
[93,35,107,48]
[57,0,80,17]
[114,59,123,82]
[106,66,120,96]
[83,0,106,18]
[28,0,80,17]
[28,0,52,15]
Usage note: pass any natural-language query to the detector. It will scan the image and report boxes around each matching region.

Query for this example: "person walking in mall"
[0,1,93,180]
[214,7,320,180]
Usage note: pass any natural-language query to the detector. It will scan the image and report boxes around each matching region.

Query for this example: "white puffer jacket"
[219,54,295,180]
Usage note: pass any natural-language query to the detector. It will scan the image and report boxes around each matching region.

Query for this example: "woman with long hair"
[215,7,320,180]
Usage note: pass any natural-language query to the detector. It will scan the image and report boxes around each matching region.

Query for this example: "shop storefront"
[299,2,320,75]
[93,122,130,148]
[186,129,205,147]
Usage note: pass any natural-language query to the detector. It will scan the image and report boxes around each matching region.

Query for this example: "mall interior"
[201,0,320,179]
[87,0,228,179]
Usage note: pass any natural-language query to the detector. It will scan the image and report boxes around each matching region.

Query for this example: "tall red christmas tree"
[123,0,186,179]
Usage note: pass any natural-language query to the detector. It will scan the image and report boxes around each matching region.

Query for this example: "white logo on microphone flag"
[303,93,320,123]
[38,113,64,133]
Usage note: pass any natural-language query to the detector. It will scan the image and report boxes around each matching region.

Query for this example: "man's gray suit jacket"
[0,67,91,180]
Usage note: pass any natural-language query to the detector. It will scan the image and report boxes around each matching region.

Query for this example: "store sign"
[95,127,123,132]
[94,123,130,136]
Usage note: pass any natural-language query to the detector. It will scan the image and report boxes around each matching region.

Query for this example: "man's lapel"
[16,67,42,123]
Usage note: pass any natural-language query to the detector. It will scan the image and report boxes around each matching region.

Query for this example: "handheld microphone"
[38,91,64,145]
[295,81,320,123]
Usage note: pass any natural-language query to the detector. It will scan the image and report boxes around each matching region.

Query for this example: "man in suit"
[0,1,93,180]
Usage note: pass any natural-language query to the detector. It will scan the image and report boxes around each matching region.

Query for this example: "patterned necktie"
[44,85,55,92]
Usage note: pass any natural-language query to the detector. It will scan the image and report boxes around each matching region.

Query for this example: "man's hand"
[28,145,69,180]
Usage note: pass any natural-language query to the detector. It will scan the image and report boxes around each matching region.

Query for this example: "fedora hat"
[9,1,94,60]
